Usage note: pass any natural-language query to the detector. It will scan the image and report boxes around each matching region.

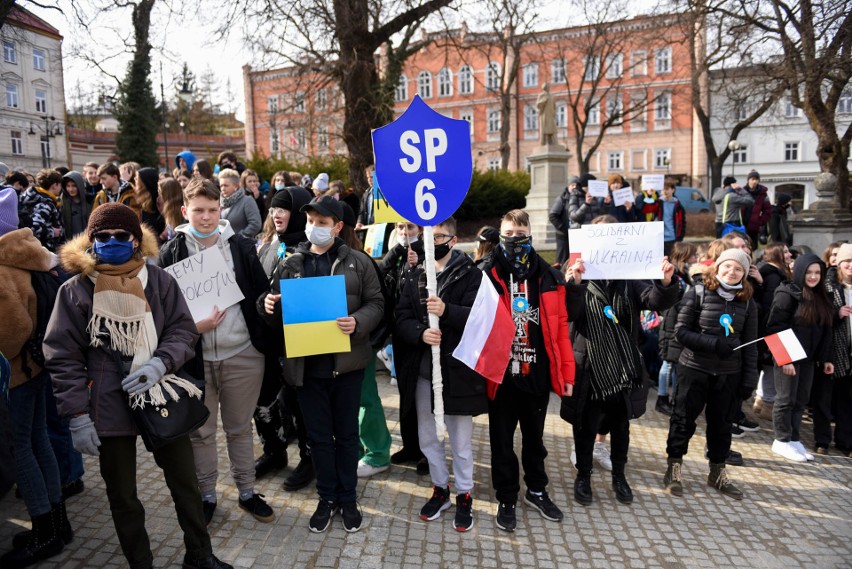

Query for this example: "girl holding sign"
[766,253,835,461]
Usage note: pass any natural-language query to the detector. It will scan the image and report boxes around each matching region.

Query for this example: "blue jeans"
[658,360,678,397]
[9,373,62,516]
[45,383,85,485]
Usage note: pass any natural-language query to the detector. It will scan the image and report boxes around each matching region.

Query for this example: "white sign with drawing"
[612,187,635,207]
[587,180,610,198]
[164,247,245,322]
[569,222,664,280]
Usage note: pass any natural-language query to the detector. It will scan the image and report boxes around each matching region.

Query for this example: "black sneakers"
[238,494,274,523]
[738,417,760,432]
[524,489,564,521]
[420,485,451,521]
[283,457,315,492]
[495,501,516,532]
[453,493,474,532]
[202,501,216,526]
[309,499,336,533]
[182,554,234,569]
[731,425,746,438]
[340,502,363,533]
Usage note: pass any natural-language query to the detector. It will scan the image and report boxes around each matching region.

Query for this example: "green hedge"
[246,154,351,186]
[454,169,530,221]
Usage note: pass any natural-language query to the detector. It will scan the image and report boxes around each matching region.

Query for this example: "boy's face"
[65,181,79,197]
[100,173,119,191]
[306,211,342,234]
[395,222,420,241]
[499,220,531,238]
[182,196,221,234]
[84,167,99,185]
[662,186,675,200]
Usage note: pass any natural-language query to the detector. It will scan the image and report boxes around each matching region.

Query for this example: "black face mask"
[434,243,452,260]
[500,235,533,279]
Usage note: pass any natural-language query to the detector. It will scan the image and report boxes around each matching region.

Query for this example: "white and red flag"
[764,329,807,366]
[452,275,515,384]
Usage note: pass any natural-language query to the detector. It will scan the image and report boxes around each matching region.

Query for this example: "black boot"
[254,451,288,479]
[283,456,315,491]
[13,501,73,549]
[611,467,634,504]
[0,510,64,568]
[663,458,683,497]
[573,470,593,506]
[655,395,673,416]
[708,462,744,500]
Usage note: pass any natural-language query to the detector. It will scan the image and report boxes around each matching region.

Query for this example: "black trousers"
[98,435,211,569]
[574,391,629,475]
[253,353,292,456]
[832,376,852,451]
[813,372,852,450]
[283,384,309,460]
[666,365,737,464]
[555,233,569,267]
[488,380,550,503]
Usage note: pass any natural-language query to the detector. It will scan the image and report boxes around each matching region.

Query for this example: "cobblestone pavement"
[3,373,851,568]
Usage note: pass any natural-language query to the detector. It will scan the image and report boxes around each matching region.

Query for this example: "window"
[551,59,566,83]
[655,92,671,121]
[488,158,501,171]
[40,137,50,161]
[524,105,538,131]
[784,142,799,162]
[735,102,748,121]
[733,144,747,164]
[35,89,47,113]
[606,95,623,122]
[267,95,278,114]
[486,62,501,91]
[630,95,646,131]
[318,127,328,151]
[418,71,432,99]
[487,109,501,133]
[608,151,624,171]
[556,103,567,128]
[294,93,305,113]
[10,130,22,155]
[32,48,46,71]
[395,75,408,102]
[315,89,327,111]
[459,109,473,136]
[523,63,538,88]
[584,56,600,81]
[784,96,800,117]
[296,128,306,148]
[438,68,452,97]
[631,149,647,170]
[458,66,473,95]
[839,91,852,113]
[630,50,647,76]
[655,47,671,74]
[5,83,18,108]
[2,40,15,64]
[587,100,600,125]
[655,148,671,169]
[606,53,623,79]
[270,130,280,156]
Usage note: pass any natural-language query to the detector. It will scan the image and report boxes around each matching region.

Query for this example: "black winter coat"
[676,285,758,391]
[395,251,487,416]
[757,262,788,363]
[658,271,691,362]
[548,189,571,235]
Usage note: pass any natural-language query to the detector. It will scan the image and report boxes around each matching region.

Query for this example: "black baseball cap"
[301,195,344,220]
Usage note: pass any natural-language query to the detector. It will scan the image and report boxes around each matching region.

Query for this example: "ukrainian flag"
[280,275,351,358]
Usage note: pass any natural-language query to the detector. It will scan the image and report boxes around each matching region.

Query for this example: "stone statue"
[537,83,557,146]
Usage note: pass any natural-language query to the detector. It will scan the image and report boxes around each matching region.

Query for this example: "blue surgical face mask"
[92,237,135,265]
[305,223,334,246]
[189,225,219,239]
[274,182,286,191]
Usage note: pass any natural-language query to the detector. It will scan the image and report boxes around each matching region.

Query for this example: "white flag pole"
[423,225,446,440]
[732,336,765,351]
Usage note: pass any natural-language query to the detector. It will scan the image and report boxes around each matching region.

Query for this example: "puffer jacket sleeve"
[635,277,682,313]
[549,193,567,233]
[44,280,94,420]
[350,251,385,339]
[395,268,427,347]
[440,269,480,333]
[568,191,590,225]
[151,268,200,373]
[240,198,263,239]
[765,285,798,335]
[675,288,719,354]
[740,299,759,390]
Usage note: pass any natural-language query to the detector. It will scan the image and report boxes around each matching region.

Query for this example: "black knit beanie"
[87,203,143,243]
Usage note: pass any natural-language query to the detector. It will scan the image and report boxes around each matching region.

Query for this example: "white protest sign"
[641,174,665,193]
[612,187,635,207]
[164,247,245,322]
[569,222,664,280]
[587,180,609,198]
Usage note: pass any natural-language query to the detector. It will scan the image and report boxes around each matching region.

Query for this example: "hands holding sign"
[569,256,674,285]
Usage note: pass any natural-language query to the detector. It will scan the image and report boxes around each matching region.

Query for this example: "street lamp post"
[29,115,63,168]
[727,140,741,178]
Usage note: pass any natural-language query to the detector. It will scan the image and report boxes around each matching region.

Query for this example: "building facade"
[0,5,68,172]
[244,13,705,188]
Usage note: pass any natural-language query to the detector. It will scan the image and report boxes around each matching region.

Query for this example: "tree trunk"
[499,90,512,170]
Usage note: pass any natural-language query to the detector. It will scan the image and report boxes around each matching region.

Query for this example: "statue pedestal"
[789,173,852,253]
[526,145,570,250]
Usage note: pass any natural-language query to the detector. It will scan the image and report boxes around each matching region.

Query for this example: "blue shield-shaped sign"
[371,95,473,226]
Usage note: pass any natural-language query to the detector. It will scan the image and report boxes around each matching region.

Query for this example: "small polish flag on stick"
[764,329,808,365]
[452,275,515,384]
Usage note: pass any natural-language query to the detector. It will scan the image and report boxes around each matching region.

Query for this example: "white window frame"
[40,137,50,161]
[3,40,16,64]
[294,93,305,113]
[486,62,501,92]
[655,148,671,169]
[296,128,306,148]
[523,63,538,88]
[606,53,623,79]
[607,150,624,172]
[733,144,748,164]
[318,127,329,151]
[10,130,23,155]
[267,95,278,114]
[438,68,452,97]
[418,71,432,99]
[587,100,600,125]
[524,105,538,131]
[784,141,800,162]
[784,95,800,118]
[487,109,501,133]
[556,103,567,128]
[5,83,18,108]
[459,109,473,137]
[655,92,671,121]
[584,56,600,82]
[655,47,671,74]
[395,75,408,102]
[315,88,327,111]
[838,90,852,114]
[458,66,473,95]
[551,59,566,83]
[606,95,623,122]
[487,157,501,171]
[32,48,46,71]
[631,50,647,77]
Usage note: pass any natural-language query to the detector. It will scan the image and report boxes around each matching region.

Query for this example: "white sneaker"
[593,442,613,471]
[771,440,807,462]
[790,441,815,461]
[390,377,398,386]
[376,347,392,371]
[356,460,390,478]
[570,446,576,469]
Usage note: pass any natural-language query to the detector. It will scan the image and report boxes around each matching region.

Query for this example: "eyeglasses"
[93,231,132,243]
[434,233,455,243]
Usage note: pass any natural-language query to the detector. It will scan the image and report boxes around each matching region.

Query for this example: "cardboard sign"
[372,95,473,225]
[363,223,388,258]
[164,247,245,323]
[569,222,664,280]
[280,275,351,358]
[587,180,609,198]
[612,187,635,207]
[372,180,406,224]
[641,174,665,193]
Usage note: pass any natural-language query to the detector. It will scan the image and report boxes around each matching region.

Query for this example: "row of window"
[267,88,333,115]
[4,83,48,112]
[2,39,47,71]
[268,127,331,154]
[732,142,803,163]
[605,148,672,172]
[5,130,51,157]
[734,93,851,122]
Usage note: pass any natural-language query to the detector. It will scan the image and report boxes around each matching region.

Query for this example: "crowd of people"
[0,154,849,569]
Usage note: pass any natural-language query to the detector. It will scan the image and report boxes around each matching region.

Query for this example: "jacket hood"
[175,150,197,171]
[791,253,824,289]
[137,167,159,201]
[61,171,86,197]
[59,224,160,275]
[0,228,55,272]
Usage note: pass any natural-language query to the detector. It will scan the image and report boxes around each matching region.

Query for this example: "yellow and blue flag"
[280,275,351,358]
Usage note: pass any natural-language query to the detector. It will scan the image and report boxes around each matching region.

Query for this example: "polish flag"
[452,275,515,384]
[765,329,807,365]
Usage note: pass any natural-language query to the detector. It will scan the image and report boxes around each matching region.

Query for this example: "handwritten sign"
[587,180,609,198]
[569,222,664,280]
[612,187,635,207]
[641,174,665,193]
[164,247,245,322]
